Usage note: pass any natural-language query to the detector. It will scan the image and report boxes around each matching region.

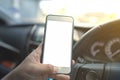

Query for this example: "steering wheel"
[73,19,120,63]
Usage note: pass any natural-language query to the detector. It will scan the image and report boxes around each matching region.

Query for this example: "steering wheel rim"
[73,19,120,63]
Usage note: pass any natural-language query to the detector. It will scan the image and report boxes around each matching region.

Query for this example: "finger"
[49,74,70,80]
[36,64,58,75]
[72,60,75,65]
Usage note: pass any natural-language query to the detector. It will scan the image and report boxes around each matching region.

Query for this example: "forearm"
[1,68,29,80]
[2,68,21,80]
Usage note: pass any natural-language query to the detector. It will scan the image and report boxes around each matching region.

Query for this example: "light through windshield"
[38,0,120,27]
[0,0,120,27]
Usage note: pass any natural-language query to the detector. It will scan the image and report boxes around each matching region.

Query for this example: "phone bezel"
[41,15,74,74]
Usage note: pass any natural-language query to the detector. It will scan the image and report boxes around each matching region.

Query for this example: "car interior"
[0,0,120,80]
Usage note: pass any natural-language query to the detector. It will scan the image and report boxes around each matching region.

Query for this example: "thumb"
[36,43,43,57]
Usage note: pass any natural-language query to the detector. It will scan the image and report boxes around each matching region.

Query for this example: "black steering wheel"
[73,19,120,63]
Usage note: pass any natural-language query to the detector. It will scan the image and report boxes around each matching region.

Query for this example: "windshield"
[0,0,120,27]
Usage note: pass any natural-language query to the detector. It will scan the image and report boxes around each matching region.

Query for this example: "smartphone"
[42,15,74,74]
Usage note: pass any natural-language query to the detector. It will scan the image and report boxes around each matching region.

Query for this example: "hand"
[2,43,70,80]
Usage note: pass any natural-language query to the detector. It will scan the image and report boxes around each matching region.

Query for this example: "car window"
[0,0,40,23]
[0,0,120,27]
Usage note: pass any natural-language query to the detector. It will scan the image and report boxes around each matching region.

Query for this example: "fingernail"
[53,66,58,74]
[65,76,70,80]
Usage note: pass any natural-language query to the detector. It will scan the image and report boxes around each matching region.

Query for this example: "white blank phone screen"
[43,20,72,67]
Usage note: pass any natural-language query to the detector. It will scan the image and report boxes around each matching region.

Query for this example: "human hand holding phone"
[2,43,70,80]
